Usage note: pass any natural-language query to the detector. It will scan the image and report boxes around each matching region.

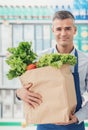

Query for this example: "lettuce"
[37,53,77,68]
[6,41,37,79]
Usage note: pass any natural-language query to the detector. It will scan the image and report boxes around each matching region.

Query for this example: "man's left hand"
[55,114,78,125]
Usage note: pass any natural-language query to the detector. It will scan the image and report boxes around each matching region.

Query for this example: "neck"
[56,44,74,54]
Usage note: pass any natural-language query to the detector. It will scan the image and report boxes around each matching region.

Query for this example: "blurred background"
[0,0,88,129]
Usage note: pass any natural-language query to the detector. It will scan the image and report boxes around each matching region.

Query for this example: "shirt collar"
[53,44,75,55]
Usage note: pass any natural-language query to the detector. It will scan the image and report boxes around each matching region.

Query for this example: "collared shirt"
[38,46,88,123]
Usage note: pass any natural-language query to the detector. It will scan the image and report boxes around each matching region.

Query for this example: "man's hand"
[16,83,42,109]
[55,114,78,125]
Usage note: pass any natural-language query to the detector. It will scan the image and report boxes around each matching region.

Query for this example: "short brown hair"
[52,10,75,21]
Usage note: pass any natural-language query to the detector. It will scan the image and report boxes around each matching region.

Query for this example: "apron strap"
[74,49,82,110]
[74,49,78,73]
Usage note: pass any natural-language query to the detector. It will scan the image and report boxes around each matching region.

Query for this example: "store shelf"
[0,119,37,127]
[0,19,88,24]
[75,20,88,24]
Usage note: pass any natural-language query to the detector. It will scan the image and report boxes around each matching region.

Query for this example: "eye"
[56,28,61,31]
[65,27,71,30]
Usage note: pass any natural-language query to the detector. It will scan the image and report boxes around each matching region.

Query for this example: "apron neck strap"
[74,49,78,73]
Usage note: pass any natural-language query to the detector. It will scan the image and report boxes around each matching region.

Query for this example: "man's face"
[52,18,76,47]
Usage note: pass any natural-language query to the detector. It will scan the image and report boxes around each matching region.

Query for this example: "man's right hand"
[16,83,42,109]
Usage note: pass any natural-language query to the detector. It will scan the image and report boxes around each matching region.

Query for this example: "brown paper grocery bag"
[20,64,77,124]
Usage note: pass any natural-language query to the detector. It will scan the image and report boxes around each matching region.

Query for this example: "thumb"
[23,82,33,89]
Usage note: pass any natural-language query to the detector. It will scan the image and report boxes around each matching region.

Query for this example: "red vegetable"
[26,63,36,70]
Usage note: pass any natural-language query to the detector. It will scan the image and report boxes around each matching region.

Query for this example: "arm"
[75,67,88,123]
[75,101,88,123]
[16,83,42,109]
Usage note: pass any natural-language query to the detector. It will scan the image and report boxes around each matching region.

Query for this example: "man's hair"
[52,10,75,21]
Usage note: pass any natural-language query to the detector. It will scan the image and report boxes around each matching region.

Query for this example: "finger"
[28,91,42,100]
[70,114,75,121]
[25,98,36,109]
[26,98,39,108]
[21,88,42,103]
[70,115,78,123]
[29,99,40,107]
[24,82,33,89]
[28,96,42,105]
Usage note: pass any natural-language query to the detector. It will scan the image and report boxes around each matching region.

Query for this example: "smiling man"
[16,11,88,130]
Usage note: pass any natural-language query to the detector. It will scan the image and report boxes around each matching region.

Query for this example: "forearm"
[75,101,88,123]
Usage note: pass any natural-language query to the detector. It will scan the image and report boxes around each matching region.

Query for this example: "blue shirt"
[38,47,88,123]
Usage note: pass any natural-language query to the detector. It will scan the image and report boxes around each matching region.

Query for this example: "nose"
[61,29,66,36]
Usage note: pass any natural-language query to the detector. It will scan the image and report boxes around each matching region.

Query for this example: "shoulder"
[77,49,88,64]
[37,48,54,56]
[77,50,88,59]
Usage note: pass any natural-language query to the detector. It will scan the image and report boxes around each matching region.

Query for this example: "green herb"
[6,41,37,79]
[37,53,77,68]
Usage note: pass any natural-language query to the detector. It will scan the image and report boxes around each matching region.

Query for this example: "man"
[16,11,88,130]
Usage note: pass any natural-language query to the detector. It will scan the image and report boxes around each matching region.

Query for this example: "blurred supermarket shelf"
[1,20,88,24]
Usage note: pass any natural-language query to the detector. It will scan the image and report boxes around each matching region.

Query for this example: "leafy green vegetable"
[6,42,77,80]
[37,53,77,68]
[6,41,37,79]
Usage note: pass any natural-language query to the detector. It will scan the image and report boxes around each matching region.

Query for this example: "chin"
[61,43,68,47]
